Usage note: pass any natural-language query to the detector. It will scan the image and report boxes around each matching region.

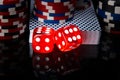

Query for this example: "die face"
[55,25,82,52]
[55,28,68,51]
[32,53,54,72]
[33,27,55,37]
[63,25,82,49]
[32,27,55,54]
[33,35,54,53]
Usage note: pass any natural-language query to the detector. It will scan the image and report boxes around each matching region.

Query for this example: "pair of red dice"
[32,24,82,54]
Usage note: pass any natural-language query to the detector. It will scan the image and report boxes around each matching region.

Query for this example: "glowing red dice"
[55,25,82,52]
[32,26,55,54]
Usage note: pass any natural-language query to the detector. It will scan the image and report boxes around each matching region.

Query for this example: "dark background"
[0,0,120,80]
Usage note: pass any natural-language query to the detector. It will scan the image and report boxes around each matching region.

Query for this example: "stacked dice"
[0,0,28,40]
[97,0,120,34]
[33,0,76,23]
[32,25,82,75]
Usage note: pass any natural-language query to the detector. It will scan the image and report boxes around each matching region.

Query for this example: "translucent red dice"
[55,25,82,52]
[32,26,55,54]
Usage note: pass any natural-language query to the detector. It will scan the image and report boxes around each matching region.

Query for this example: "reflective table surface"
[0,31,120,80]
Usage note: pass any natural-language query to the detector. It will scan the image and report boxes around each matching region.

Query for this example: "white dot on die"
[68,37,72,42]
[58,57,61,61]
[36,46,40,50]
[45,32,50,34]
[45,38,50,43]
[62,41,65,46]
[36,56,40,61]
[77,35,81,39]
[58,44,61,49]
[45,46,50,51]
[36,64,40,68]
[73,27,78,31]
[37,28,42,33]
[69,28,73,33]
[45,57,50,61]
[36,37,40,42]
[61,66,64,70]
[46,28,51,30]
[58,32,62,37]
[64,30,69,34]
[72,36,77,41]
[55,36,58,40]
[45,65,49,69]
[47,27,51,30]
[46,30,50,32]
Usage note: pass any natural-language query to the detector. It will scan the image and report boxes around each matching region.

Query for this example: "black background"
[0,0,120,80]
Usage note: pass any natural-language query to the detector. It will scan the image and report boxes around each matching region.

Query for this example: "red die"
[32,26,55,54]
[55,25,82,52]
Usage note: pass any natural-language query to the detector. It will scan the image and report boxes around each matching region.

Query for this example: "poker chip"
[35,0,74,10]
[36,5,74,13]
[0,33,24,40]
[98,1,120,14]
[0,24,26,33]
[0,0,24,5]
[34,8,74,17]
[0,0,28,40]
[35,4,74,14]
[33,15,73,24]
[0,26,23,36]
[100,16,120,25]
[0,12,26,19]
[0,21,26,29]
[0,7,27,16]
[33,0,75,23]
[0,30,24,37]
[0,0,26,9]
[98,16,120,33]
[39,0,70,3]
[97,0,120,34]
[36,0,74,7]
[33,11,73,20]
[99,0,120,6]
[0,18,27,26]
[0,27,24,34]
[0,24,26,36]
[0,15,26,23]
[0,1,27,12]
[0,29,26,40]
[97,8,120,21]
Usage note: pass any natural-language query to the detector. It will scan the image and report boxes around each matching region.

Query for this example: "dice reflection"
[32,45,81,76]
